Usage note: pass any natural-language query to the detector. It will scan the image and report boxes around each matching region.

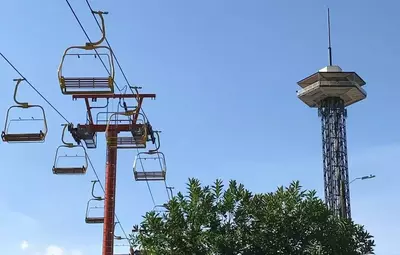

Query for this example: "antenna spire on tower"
[327,8,333,66]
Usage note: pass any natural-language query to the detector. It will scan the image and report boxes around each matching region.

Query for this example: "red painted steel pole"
[103,128,117,255]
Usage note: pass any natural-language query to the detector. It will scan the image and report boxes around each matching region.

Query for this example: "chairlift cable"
[79,0,169,205]
[0,52,70,124]
[136,148,157,206]
[83,0,151,123]
[85,0,131,94]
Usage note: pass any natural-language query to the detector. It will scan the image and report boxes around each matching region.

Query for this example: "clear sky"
[1,0,399,254]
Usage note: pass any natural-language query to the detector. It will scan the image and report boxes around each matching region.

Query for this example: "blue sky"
[1,0,399,254]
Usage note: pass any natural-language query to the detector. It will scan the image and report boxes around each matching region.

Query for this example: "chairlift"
[113,223,134,255]
[57,11,115,95]
[133,151,166,181]
[114,222,128,241]
[2,78,48,143]
[85,199,104,224]
[96,110,131,125]
[52,124,88,175]
[85,180,104,224]
[105,111,148,149]
[133,130,166,181]
[153,204,169,213]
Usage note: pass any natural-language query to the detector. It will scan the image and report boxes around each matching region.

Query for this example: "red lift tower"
[73,93,155,255]
[55,10,164,255]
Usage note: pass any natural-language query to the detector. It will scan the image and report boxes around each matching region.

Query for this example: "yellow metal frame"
[105,111,148,149]
[52,124,88,175]
[57,11,115,95]
[1,78,48,143]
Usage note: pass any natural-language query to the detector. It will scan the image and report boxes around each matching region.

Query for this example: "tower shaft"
[103,128,117,255]
[319,97,351,219]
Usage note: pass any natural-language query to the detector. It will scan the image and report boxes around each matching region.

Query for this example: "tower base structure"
[297,65,367,219]
[319,97,350,218]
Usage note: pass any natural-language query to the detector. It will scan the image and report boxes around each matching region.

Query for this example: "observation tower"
[296,9,367,219]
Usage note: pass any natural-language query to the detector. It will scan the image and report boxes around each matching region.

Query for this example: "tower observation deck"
[297,65,367,219]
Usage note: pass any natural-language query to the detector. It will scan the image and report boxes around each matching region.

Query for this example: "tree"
[130,178,375,255]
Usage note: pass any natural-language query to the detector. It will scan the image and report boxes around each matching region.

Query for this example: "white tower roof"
[297,65,366,108]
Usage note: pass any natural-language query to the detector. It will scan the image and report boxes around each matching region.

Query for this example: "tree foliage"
[130,178,375,255]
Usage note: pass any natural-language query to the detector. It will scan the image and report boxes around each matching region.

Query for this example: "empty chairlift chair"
[153,204,169,213]
[105,111,148,149]
[85,180,104,224]
[113,222,134,255]
[85,198,104,223]
[57,11,115,95]
[133,151,167,181]
[2,78,48,143]
[52,124,88,175]
[113,222,129,245]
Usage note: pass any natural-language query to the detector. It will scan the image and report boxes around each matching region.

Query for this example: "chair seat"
[60,76,114,94]
[2,132,44,142]
[52,167,86,174]
[85,217,104,224]
[108,136,147,149]
[63,77,111,88]
[135,171,166,181]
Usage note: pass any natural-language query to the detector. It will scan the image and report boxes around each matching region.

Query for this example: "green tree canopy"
[130,178,375,255]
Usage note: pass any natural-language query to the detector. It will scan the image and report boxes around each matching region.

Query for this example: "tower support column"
[319,97,351,219]
[103,128,117,255]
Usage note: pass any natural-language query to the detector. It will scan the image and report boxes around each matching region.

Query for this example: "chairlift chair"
[52,124,88,175]
[2,79,48,143]
[113,226,133,255]
[113,221,125,240]
[57,11,115,95]
[85,198,105,224]
[105,111,148,149]
[133,151,167,181]
[85,180,105,224]
[153,204,169,213]
[117,124,147,149]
